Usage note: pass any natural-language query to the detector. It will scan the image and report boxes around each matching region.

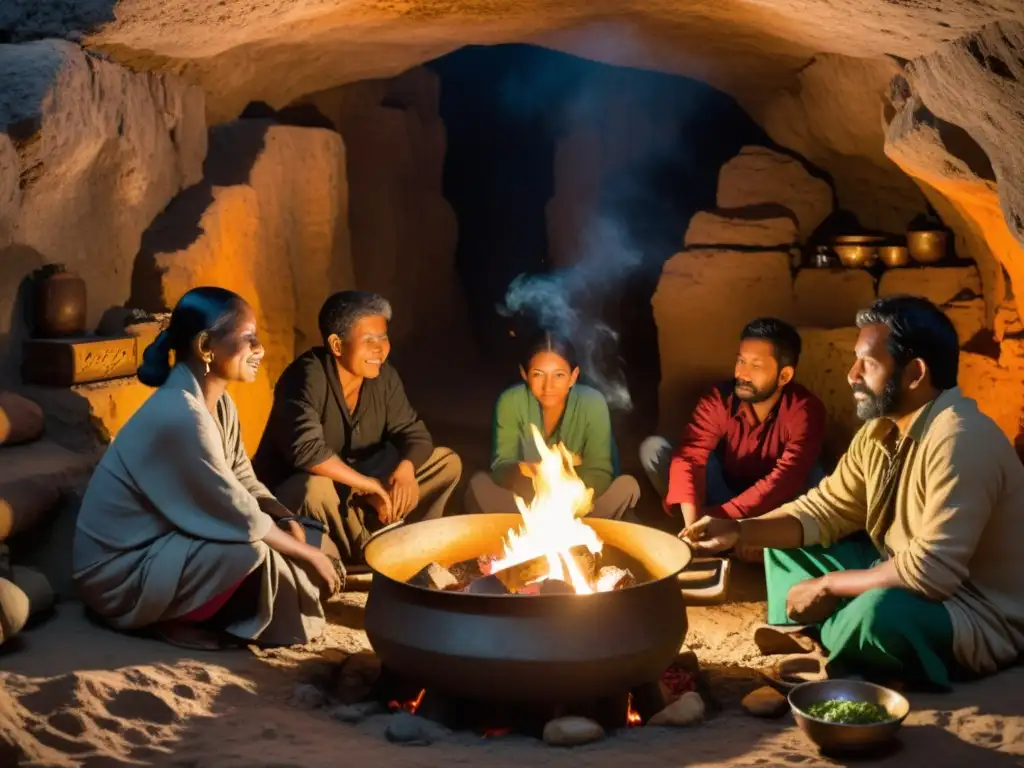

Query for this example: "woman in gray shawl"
[73,287,341,650]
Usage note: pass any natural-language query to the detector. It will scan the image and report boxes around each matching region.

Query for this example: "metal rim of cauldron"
[361,514,694,703]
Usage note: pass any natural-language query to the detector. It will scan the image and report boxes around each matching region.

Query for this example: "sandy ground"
[3,363,1024,766]
[2,565,1023,768]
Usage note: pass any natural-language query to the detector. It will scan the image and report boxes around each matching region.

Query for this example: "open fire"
[407,425,637,595]
[489,425,605,593]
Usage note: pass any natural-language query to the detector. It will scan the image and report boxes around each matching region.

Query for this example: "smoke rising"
[500,215,640,411]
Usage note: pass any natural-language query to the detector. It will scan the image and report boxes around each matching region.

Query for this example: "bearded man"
[640,317,826,536]
[684,296,1024,690]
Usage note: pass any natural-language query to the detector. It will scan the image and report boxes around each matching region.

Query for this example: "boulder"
[878,266,982,307]
[716,147,833,241]
[298,68,460,347]
[795,327,862,463]
[684,208,798,249]
[756,53,928,235]
[134,121,354,451]
[653,249,795,433]
[959,351,1024,443]
[0,40,205,382]
[944,296,987,347]
[793,269,876,328]
[883,66,1015,322]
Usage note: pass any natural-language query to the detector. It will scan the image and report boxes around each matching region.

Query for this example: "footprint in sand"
[172,683,197,700]
[18,674,80,715]
[104,689,177,725]
[47,711,87,737]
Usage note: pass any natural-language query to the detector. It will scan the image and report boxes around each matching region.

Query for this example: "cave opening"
[427,44,770,421]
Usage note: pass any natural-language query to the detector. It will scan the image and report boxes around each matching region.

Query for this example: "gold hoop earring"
[204,357,212,375]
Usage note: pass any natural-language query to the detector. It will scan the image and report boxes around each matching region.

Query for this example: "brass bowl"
[834,235,885,245]
[789,680,910,754]
[878,245,909,268]
[907,230,947,264]
[833,244,878,268]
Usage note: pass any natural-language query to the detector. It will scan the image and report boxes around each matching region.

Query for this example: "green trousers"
[765,534,956,690]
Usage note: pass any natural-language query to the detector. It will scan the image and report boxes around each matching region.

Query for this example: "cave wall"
[754,54,929,236]
[883,22,1024,322]
[295,67,461,350]
[0,40,206,385]
[652,146,999,460]
[129,119,353,449]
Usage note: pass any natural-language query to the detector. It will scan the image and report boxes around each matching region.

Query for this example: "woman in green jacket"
[465,332,640,519]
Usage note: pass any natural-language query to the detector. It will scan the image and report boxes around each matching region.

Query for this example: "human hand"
[785,577,838,625]
[388,460,420,519]
[679,516,740,554]
[354,476,394,524]
[283,519,307,544]
[308,549,343,596]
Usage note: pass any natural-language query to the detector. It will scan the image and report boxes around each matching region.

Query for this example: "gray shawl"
[73,364,324,645]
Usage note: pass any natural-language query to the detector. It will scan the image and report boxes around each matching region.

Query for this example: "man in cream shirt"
[685,295,1024,690]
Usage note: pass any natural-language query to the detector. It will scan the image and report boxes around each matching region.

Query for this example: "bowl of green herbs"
[788,680,910,753]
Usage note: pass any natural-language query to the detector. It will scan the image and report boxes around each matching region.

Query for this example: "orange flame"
[388,688,426,714]
[488,425,603,593]
[626,693,642,727]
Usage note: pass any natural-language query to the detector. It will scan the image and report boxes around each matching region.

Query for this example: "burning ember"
[626,694,642,727]
[388,688,425,714]
[406,425,638,595]
[488,425,604,593]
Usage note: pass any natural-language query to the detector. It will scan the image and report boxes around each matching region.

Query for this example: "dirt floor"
[2,357,1023,766]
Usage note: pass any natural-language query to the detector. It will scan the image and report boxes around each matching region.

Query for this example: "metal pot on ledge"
[906,230,947,264]
[832,235,883,269]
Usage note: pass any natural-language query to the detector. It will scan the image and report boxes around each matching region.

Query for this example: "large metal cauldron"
[363,514,696,703]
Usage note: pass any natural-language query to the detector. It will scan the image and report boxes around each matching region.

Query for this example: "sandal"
[753,624,819,656]
[764,654,828,690]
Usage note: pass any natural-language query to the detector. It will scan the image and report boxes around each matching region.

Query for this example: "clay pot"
[32,264,86,338]
[907,230,947,264]
[878,245,910,268]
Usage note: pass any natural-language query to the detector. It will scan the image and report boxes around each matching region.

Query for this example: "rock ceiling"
[22,0,1013,122]
[3,1,1022,315]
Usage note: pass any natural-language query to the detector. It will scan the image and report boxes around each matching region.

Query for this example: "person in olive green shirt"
[464,332,640,519]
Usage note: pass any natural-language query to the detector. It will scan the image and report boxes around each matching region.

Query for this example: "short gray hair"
[318,291,392,342]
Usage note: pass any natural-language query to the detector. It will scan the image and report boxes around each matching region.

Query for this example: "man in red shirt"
[640,318,826,545]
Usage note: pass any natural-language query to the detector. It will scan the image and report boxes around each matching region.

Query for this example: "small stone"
[329,701,386,724]
[292,683,326,709]
[542,716,605,747]
[741,686,789,718]
[384,712,447,745]
[647,691,705,727]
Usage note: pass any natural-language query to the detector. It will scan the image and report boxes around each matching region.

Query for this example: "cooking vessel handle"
[677,557,731,606]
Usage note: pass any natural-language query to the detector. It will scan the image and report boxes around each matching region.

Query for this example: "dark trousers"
[274,446,462,563]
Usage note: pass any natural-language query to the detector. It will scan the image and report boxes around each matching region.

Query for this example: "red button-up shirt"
[666,381,826,519]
